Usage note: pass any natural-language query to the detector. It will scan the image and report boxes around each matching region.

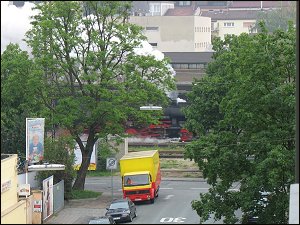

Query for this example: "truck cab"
[120,150,161,204]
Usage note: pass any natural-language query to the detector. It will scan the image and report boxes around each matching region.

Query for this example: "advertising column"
[26,118,45,164]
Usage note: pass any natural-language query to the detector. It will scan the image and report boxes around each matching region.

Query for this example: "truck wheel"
[150,198,155,204]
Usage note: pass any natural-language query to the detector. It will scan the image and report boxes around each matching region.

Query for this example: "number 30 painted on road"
[160,217,186,223]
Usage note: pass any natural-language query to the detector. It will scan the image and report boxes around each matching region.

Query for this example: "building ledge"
[1,199,26,217]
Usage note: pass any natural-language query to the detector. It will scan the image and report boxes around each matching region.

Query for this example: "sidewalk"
[45,192,122,224]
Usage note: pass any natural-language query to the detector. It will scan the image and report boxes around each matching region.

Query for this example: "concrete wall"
[194,16,212,51]
[18,171,39,189]
[129,16,211,52]
[289,183,299,224]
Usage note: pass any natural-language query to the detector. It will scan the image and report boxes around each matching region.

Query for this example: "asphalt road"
[84,176,241,224]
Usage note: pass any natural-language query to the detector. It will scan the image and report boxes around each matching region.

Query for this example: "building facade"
[129,16,212,52]
[1,154,27,224]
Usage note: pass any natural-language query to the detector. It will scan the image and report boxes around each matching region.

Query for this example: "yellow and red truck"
[120,150,161,204]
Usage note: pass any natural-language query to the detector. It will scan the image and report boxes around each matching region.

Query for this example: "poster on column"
[42,175,53,220]
[73,141,97,170]
[26,118,45,164]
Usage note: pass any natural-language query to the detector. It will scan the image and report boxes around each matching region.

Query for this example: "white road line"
[118,189,122,191]
[160,187,173,190]
[164,194,174,200]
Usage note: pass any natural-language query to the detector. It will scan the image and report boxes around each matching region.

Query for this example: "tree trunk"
[72,132,96,190]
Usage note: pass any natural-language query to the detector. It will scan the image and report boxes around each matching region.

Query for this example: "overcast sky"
[1,1,37,53]
[0,1,166,62]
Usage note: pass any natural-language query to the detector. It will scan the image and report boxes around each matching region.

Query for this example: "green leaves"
[1,44,44,155]
[23,1,175,190]
[184,23,295,223]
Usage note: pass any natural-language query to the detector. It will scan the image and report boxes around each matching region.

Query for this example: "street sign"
[106,158,117,170]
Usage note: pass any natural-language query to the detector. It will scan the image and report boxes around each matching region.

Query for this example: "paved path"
[45,192,122,224]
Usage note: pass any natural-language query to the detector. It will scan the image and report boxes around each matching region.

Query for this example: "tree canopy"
[25,1,175,190]
[253,1,296,33]
[1,44,43,157]
[184,22,296,224]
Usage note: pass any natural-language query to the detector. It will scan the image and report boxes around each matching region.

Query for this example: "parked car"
[105,198,137,223]
[89,216,115,224]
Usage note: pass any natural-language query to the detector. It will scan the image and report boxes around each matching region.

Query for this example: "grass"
[87,170,119,177]
[70,190,102,199]
[160,158,198,169]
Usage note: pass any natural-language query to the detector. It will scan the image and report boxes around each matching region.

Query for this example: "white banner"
[42,175,53,220]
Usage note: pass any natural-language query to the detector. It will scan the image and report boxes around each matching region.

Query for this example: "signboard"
[106,158,117,170]
[33,200,42,212]
[1,180,11,193]
[26,118,45,164]
[74,141,97,170]
[42,175,53,220]
[18,184,30,196]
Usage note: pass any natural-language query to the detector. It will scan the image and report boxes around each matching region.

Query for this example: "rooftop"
[165,6,195,16]
[229,1,292,8]
[201,10,259,20]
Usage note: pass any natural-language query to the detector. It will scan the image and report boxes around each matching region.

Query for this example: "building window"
[146,26,159,31]
[208,27,210,32]
[172,63,206,69]
[179,1,191,6]
[150,43,157,47]
[224,22,234,27]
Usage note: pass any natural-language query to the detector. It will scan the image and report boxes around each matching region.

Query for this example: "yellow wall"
[1,154,18,210]
[1,154,27,224]
[1,200,27,224]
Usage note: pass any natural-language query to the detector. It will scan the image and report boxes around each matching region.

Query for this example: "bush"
[35,136,76,200]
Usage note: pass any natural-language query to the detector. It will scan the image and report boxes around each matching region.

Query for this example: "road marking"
[160,217,186,223]
[118,189,122,191]
[160,187,173,190]
[164,195,174,200]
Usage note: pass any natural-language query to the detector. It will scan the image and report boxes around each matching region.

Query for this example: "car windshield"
[124,174,149,187]
[89,219,110,224]
[109,201,129,210]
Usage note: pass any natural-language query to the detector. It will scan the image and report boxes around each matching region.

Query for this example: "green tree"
[36,136,76,199]
[1,44,42,156]
[184,22,296,224]
[25,1,175,190]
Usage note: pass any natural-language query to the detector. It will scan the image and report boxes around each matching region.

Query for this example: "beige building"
[201,10,258,40]
[1,154,27,224]
[129,15,212,52]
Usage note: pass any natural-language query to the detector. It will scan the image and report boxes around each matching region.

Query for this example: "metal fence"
[53,180,64,213]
